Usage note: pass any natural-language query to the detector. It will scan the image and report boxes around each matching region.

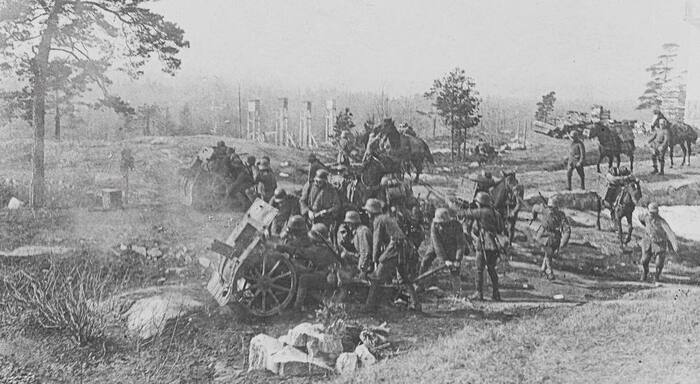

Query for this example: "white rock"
[468,161,480,168]
[553,294,565,300]
[125,291,203,339]
[354,344,377,366]
[198,256,211,269]
[131,245,148,257]
[147,248,163,258]
[284,323,342,356]
[248,334,285,373]
[335,352,359,375]
[7,197,24,209]
[269,346,334,377]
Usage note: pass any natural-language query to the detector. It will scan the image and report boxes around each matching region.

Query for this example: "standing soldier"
[307,153,329,184]
[269,188,300,237]
[537,196,571,280]
[291,223,340,311]
[567,131,586,190]
[246,155,258,181]
[648,118,670,175]
[419,208,465,292]
[462,192,505,301]
[638,202,678,283]
[472,170,495,199]
[254,161,277,201]
[363,198,420,312]
[337,131,354,167]
[300,169,342,228]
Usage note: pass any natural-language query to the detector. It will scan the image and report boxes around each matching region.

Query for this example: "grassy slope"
[334,287,700,384]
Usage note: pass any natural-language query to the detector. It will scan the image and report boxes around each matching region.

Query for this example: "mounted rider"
[462,192,505,301]
[537,196,571,280]
[638,202,678,283]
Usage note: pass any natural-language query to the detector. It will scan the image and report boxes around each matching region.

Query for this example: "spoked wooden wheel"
[234,251,297,317]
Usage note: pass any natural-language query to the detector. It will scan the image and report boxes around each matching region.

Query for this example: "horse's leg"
[597,149,602,173]
[413,159,422,183]
[596,196,602,231]
[629,152,634,173]
[625,213,633,245]
[669,145,674,168]
[616,211,624,247]
[616,153,621,169]
[688,141,692,166]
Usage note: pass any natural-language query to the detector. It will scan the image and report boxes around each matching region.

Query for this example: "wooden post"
[325,99,335,142]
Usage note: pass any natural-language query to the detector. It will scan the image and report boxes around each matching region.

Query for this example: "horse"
[611,179,642,246]
[649,112,700,167]
[588,123,635,173]
[363,118,434,182]
[489,171,524,245]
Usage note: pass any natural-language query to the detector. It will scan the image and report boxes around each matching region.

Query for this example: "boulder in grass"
[268,345,334,377]
[7,197,23,209]
[248,334,285,373]
[335,352,359,375]
[282,323,342,355]
[354,344,377,366]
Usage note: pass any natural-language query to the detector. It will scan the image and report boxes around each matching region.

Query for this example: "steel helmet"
[343,210,362,224]
[475,191,491,206]
[619,166,630,176]
[380,174,394,187]
[433,207,452,223]
[481,170,492,179]
[273,188,287,202]
[308,223,329,242]
[547,195,559,208]
[314,169,329,181]
[246,155,256,166]
[363,198,384,214]
[648,202,659,213]
[217,140,226,147]
[286,215,307,233]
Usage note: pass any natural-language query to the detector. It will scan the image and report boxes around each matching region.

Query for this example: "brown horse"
[612,179,642,246]
[588,123,635,173]
[489,171,524,245]
[668,123,699,167]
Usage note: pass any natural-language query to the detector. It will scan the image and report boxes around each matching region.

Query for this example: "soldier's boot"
[580,173,585,190]
[640,265,648,282]
[654,264,664,283]
[487,267,502,302]
[659,160,665,176]
[362,285,381,313]
[651,156,659,174]
[294,287,308,311]
[566,173,573,191]
[469,271,484,301]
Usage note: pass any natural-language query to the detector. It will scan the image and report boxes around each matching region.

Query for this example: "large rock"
[354,344,377,367]
[335,352,359,375]
[124,289,203,339]
[248,334,285,373]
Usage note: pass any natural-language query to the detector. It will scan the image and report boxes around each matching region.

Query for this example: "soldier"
[277,215,309,246]
[473,170,495,198]
[567,131,586,190]
[336,210,373,275]
[269,188,300,237]
[292,223,340,311]
[254,162,277,202]
[538,196,571,280]
[462,192,505,301]
[307,153,329,183]
[246,155,258,180]
[363,198,420,312]
[638,202,678,283]
[300,169,342,228]
[648,118,670,175]
[337,131,354,167]
[420,208,465,274]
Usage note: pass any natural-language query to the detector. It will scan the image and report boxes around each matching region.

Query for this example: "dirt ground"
[0,132,699,383]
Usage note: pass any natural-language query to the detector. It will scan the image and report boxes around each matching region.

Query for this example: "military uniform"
[337,137,354,166]
[603,168,634,210]
[420,219,465,274]
[463,204,504,301]
[365,212,420,311]
[638,205,677,283]
[538,203,571,280]
[648,125,670,175]
[292,225,339,310]
[300,180,342,227]
[567,135,586,190]
[269,193,300,236]
[254,168,277,202]
[337,223,372,273]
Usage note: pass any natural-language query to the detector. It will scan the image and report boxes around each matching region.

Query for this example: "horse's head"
[500,170,518,188]
[626,179,643,202]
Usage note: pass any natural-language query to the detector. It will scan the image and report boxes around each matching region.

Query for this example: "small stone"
[119,244,128,251]
[354,344,377,366]
[553,294,564,300]
[270,346,334,377]
[132,245,148,257]
[147,248,163,258]
[335,352,359,375]
[7,197,24,209]
[248,334,285,373]
[198,257,211,269]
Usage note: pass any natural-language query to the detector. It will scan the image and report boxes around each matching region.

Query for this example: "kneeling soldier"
[420,208,465,291]
[293,223,340,311]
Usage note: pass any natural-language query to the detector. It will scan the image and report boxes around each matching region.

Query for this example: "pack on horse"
[651,112,699,167]
[588,123,635,173]
[362,118,434,182]
[610,178,642,246]
[487,171,524,245]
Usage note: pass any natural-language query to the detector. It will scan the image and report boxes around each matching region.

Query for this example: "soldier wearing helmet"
[362,198,420,312]
[537,195,571,280]
[638,202,678,283]
[336,210,373,274]
[648,117,670,175]
[289,223,340,311]
[300,168,342,228]
[461,191,505,301]
[567,130,586,191]
[419,207,466,290]
[307,153,329,183]
[472,170,495,199]
[254,160,277,202]
[269,188,300,236]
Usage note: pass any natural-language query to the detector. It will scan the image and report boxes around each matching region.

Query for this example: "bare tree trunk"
[54,98,60,140]
[31,1,62,208]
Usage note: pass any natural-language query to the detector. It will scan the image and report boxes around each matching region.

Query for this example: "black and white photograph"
[0,0,698,382]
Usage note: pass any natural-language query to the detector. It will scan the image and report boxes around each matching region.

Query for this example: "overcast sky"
[148,0,691,100]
